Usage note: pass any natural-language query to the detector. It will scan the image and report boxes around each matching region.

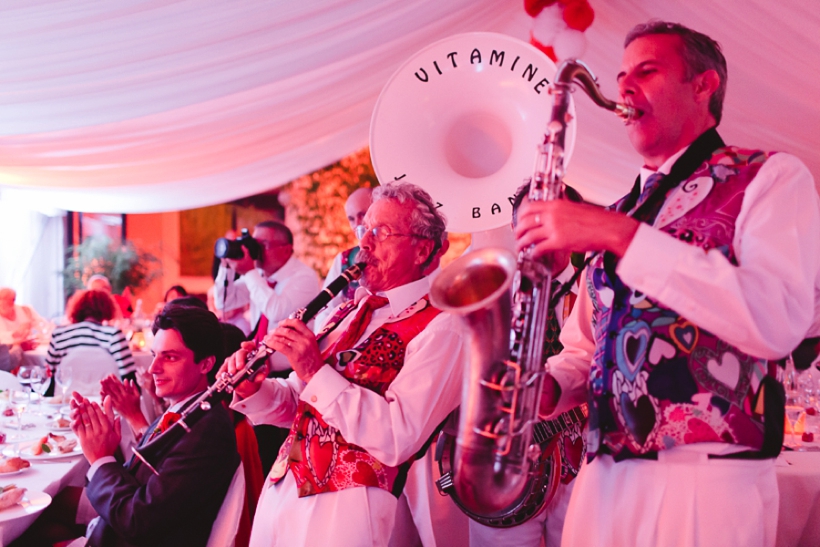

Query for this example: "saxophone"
[430,59,634,520]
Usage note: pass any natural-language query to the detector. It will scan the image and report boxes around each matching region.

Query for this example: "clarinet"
[131,262,366,476]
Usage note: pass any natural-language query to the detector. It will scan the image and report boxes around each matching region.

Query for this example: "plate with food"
[49,417,72,432]
[42,395,66,407]
[0,487,51,523]
[0,457,31,476]
[24,433,81,460]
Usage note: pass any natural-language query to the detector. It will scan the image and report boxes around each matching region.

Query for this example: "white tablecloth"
[0,410,89,547]
[776,450,820,547]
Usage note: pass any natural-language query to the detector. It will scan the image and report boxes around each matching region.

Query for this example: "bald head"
[345,187,373,232]
[87,274,112,293]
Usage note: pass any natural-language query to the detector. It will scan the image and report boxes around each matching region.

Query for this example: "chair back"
[0,370,22,391]
[60,346,119,396]
[207,461,246,547]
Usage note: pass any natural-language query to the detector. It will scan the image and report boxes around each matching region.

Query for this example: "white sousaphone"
[369,32,580,528]
[370,32,577,236]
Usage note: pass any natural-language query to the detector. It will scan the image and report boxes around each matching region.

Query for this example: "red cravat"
[250,279,278,344]
[323,294,390,360]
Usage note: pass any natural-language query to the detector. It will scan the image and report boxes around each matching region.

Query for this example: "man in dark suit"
[71,305,240,547]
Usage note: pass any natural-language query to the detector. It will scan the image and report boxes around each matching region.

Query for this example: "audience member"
[87,274,133,319]
[225,182,467,547]
[0,287,44,371]
[45,289,136,382]
[73,305,240,546]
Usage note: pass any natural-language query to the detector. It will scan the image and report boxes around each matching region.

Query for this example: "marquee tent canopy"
[0,0,818,214]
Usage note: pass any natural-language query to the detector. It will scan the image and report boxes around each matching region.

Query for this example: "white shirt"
[548,150,820,417]
[233,276,468,546]
[214,255,319,331]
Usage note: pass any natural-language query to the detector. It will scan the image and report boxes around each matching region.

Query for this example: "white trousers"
[561,448,779,547]
[249,472,397,547]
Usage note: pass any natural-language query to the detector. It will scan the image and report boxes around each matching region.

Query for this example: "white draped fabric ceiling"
[0,0,818,214]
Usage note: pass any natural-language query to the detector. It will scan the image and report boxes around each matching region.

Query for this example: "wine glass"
[29,365,50,414]
[55,366,73,404]
[785,404,805,449]
[10,390,29,432]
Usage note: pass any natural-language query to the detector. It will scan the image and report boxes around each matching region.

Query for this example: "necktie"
[543,279,564,358]
[323,294,390,362]
[633,172,666,224]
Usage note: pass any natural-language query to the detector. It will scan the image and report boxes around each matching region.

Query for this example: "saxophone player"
[517,21,820,547]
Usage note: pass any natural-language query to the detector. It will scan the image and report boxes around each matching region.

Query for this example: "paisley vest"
[586,147,776,460]
[270,296,442,497]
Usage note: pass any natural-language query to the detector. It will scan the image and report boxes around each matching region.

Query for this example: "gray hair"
[372,182,447,268]
[625,21,727,125]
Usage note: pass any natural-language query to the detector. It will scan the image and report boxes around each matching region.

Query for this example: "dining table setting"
[0,385,90,547]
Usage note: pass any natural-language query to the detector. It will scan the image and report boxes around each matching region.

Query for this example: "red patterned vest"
[270,295,442,497]
[586,147,776,460]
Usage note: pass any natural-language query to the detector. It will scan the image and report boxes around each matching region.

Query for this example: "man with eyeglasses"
[224,182,468,547]
[215,220,319,346]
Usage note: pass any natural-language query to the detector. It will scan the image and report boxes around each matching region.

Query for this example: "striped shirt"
[45,321,136,380]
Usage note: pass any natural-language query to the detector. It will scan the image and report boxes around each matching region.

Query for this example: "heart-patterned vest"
[270,296,442,497]
[586,147,776,461]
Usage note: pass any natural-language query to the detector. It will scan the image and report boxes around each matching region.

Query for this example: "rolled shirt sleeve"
[617,153,820,360]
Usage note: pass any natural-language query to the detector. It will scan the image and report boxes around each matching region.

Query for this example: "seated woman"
[45,289,136,383]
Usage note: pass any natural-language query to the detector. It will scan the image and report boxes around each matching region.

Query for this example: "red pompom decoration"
[529,35,558,63]
[524,0,559,18]
[562,0,594,31]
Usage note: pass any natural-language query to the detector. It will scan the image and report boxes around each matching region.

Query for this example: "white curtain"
[0,200,65,319]
[0,0,817,213]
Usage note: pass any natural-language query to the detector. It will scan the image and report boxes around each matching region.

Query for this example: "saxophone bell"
[432,58,630,523]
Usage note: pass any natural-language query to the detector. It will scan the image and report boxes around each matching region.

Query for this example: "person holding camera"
[214,221,319,350]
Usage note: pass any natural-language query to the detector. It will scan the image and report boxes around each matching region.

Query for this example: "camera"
[214,228,262,260]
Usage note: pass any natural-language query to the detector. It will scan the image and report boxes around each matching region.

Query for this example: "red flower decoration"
[562,0,595,31]
[524,0,559,17]
[529,35,558,62]
[155,411,182,435]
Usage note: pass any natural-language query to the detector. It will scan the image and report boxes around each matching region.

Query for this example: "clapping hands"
[100,375,149,435]
[70,393,121,464]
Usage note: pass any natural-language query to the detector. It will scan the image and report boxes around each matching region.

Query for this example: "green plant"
[63,236,161,297]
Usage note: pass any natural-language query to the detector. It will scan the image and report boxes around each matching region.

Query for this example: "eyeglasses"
[355,225,426,242]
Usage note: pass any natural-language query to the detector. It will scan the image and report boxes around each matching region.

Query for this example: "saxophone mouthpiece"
[616,103,638,122]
